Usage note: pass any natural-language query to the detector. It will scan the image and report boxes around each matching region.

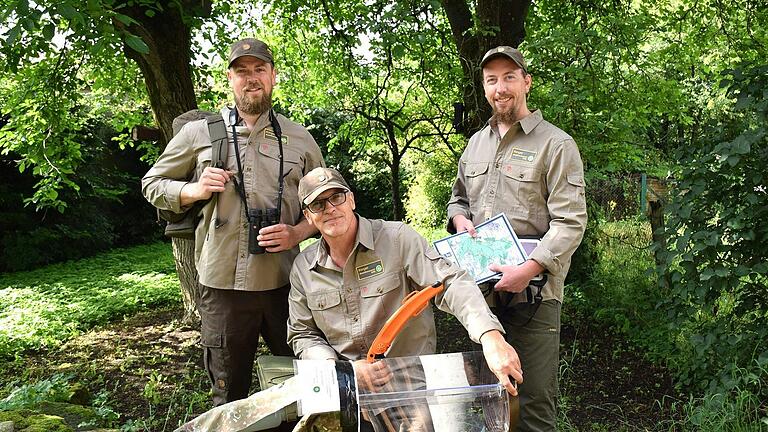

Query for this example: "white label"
[295,359,341,415]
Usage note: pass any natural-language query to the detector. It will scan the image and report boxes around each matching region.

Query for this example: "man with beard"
[446,46,587,431]
[143,37,325,409]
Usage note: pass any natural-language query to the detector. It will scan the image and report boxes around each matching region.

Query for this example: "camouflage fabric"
[292,413,342,432]
[175,376,300,432]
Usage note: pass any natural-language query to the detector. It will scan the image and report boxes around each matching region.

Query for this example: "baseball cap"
[480,46,528,74]
[228,38,273,68]
[299,167,351,207]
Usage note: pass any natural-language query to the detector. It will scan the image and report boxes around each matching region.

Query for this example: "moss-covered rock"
[0,410,73,431]
[0,401,104,431]
[38,402,99,428]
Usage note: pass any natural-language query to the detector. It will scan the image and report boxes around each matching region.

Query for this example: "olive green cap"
[228,38,273,68]
[480,46,528,74]
[299,167,351,207]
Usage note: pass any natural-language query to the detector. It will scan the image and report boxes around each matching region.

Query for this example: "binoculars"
[248,208,280,255]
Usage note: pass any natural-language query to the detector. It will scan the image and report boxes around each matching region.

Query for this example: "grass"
[0,242,180,361]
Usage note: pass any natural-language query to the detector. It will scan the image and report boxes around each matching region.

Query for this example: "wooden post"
[649,200,669,290]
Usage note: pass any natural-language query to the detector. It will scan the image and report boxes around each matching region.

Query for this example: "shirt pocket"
[254,143,302,195]
[566,173,586,209]
[306,289,344,343]
[359,272,403,333]
[502,164,543,216]
[463,161,489,214]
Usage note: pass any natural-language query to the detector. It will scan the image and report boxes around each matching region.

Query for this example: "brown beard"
[493,106,518,125]
[235,87,272,115]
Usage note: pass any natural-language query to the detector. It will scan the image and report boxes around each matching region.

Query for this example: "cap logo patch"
[318,175,326,182]
[243,44,250,50]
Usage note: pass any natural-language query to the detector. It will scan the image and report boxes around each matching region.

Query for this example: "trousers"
[198,284,294,406]
[495,299,561,432]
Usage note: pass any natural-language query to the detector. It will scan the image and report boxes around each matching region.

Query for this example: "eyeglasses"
[306,191,348,214]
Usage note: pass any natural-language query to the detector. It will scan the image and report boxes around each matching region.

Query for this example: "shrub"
[658,63,768,400]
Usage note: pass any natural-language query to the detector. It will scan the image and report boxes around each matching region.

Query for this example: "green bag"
[256,355,299,421]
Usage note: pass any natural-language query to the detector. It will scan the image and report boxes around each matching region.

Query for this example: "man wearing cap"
[142,37,324,408]
[446,46,587,430]
[288,167,523,395]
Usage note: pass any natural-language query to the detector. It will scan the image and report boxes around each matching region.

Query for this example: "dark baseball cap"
[299,167,351,207]
[228,38,273,68]
[480,46,528,74]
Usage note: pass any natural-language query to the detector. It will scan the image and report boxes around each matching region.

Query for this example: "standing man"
[142,37,325,407]
[288,167,523,393]
[447,46,587,431]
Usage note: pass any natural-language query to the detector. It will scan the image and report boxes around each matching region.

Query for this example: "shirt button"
[353,316,359,322]
[240,253,245,258]
[489,190,495,195]
[319,303,324,308]
[518,173,524,179]
[377,287,383,293]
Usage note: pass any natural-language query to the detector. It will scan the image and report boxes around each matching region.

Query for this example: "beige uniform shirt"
[288,216,504,360]
[142,107,325,291]
[447,110,587,302]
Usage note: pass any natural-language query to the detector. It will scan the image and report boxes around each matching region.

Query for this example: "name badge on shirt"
[356,260,384,280]
[264,128,289,145]
[510,148,537,163]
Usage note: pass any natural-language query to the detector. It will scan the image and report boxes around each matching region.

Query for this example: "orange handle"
[366,281,444,363]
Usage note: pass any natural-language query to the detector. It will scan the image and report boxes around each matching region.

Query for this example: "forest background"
[0,0,766,430]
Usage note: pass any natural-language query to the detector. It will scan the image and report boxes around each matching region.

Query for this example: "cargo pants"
[198,285,294,407]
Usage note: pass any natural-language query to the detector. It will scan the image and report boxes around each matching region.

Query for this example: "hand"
[352,360,393,392]
[480,330,522,396]
[452,215,477,237]
[181,167,231,204]
[489,260,544,293]
[257,223,302,252]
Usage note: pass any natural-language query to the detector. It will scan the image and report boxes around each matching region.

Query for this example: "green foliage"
[0,119,160,272]
[0,374,75,411]
[405,148,459,229]
[268,0,463,219]
[0,242,180,359]
[569,220,666,339]
[658,62,768,399]
[666,386,768,432]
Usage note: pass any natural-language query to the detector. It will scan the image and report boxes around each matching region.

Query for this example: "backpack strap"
[205,114,228,168]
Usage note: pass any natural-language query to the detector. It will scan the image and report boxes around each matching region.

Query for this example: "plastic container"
[355,351,509,432]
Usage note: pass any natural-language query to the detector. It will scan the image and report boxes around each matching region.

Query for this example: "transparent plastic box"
[355,351,509,432]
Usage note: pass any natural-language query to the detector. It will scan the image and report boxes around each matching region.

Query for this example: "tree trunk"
[172,237,202,325]
[118,1,206,325]
[441,0,531,136]
[390,156,403,221]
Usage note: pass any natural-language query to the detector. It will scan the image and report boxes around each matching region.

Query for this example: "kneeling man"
[287,167,523,400]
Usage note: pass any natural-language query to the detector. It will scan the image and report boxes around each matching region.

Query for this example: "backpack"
[158,109,229,239]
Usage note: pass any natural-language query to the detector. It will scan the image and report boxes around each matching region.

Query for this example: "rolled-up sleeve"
[397,225,503,343]
[528,139,587,275]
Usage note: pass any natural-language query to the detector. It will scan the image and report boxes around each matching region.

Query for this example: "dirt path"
[2,306,681,431]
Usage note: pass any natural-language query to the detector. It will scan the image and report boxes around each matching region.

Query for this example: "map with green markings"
[433,214,528,283]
